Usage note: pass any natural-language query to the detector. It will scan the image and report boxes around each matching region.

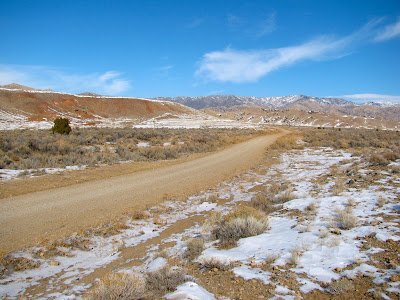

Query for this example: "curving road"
[0,130,287,252]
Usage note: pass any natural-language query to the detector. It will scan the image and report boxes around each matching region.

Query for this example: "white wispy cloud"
[196,19,381,83]
[342,94,400,103]
[0,65,131,95]
[255,12,276,38]
[374,17,400,42]
[186,17,205,29]
[226,12,276,38]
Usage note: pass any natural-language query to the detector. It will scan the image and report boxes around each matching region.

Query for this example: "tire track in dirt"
[0,130,288,252]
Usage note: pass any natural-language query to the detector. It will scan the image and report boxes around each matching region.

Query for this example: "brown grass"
[334,208,358,230]
[84,272,145,300]
[145,265,187,297]
[200,256,234,271]
[0,127,263,170]
[212,206,269,246]
[185,238,205,261]
[328,277,355,295]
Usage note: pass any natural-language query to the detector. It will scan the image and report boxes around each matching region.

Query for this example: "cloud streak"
[374,17,400,42]
[196,19,381,83]
[342,94,400,103]
[0,65,131,95]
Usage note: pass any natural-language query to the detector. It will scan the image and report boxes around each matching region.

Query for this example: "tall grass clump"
[213,206,269,246]
[84,272,145,300]
[335,208,358,230]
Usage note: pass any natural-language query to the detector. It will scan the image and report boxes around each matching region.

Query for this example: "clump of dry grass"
[305,201,318,212]
[288,246,303,265]
[328,277,355,295]
[376,196,387,208]
[391,165,400,174]
[249,192,274,213]
[145,265,187,297]
[206,194,219,203]
[185,238,205,261]
[212,206,269,246]
[85,272,145,300]
[0,253,41,277]
[318,228,330,239]
[199,257,234,271]
[331,179,345,196]
[269,134,304,150]
[346,198,356,207]
[265,253,279,264]
[334,208,358,230]
[130,210,151,220]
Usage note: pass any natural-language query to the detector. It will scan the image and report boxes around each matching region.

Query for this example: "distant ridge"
[155,94,400,122]
[0,83,39,91]
[154,94,354,109]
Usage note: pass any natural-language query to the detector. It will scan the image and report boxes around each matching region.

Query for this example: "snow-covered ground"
[1,147,399,299]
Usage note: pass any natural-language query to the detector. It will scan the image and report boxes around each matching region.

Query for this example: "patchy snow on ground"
[0,166,86,182]
[1,147,399,299]
[165,281,216,300]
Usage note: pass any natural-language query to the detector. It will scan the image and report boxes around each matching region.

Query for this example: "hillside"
[203,105,400,130]
[0,84,199,129]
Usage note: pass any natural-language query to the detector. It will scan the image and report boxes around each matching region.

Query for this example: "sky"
[0,0,400,103]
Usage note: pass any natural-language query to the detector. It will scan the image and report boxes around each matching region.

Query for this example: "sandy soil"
[0,130,287,253]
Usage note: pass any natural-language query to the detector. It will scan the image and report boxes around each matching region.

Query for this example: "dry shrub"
[392,165,400,174]
[85,272,145,300]
[130,210,151,220]
[200,257,234,271]
[347,198,356,207]
[331,180,345,196]
[0,255,41,275]
[265,253,279,264]
[383,151,400,162]
[266,181,294,204]
[377,196,387,208]
[288,246,303,265]
[213,206,269,246]
[335,209,358,230]
[250,192,274,213]
[202,211,223,234]
[269,134,303,150]
[305,201,317,212]
[145,265,187,297]
[185,238,204,261]
[206,194,219,203]
[52,235,91,251]
[0,127,262,171]
[328,277,355,295]
[273,188,294,204]
[153,215,167,225]
[368,153,389,167]
[318,228,330,239]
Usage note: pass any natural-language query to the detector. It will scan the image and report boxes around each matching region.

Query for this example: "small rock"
[370,221,380,226]
[212,268,218,272]
[272,266,279,270]
[334,267,342,272]
[329,228,341,235]
[369,232,377,238]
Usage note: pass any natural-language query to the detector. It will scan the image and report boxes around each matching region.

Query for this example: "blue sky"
[0,1,400,102]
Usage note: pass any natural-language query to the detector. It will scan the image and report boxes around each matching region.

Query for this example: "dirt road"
[1,130,287,252]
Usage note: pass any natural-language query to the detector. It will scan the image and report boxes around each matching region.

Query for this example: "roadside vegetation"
[2,126,400,299]
[0,127,263,171]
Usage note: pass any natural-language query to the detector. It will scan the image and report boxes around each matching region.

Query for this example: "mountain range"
[155,95,400,122]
